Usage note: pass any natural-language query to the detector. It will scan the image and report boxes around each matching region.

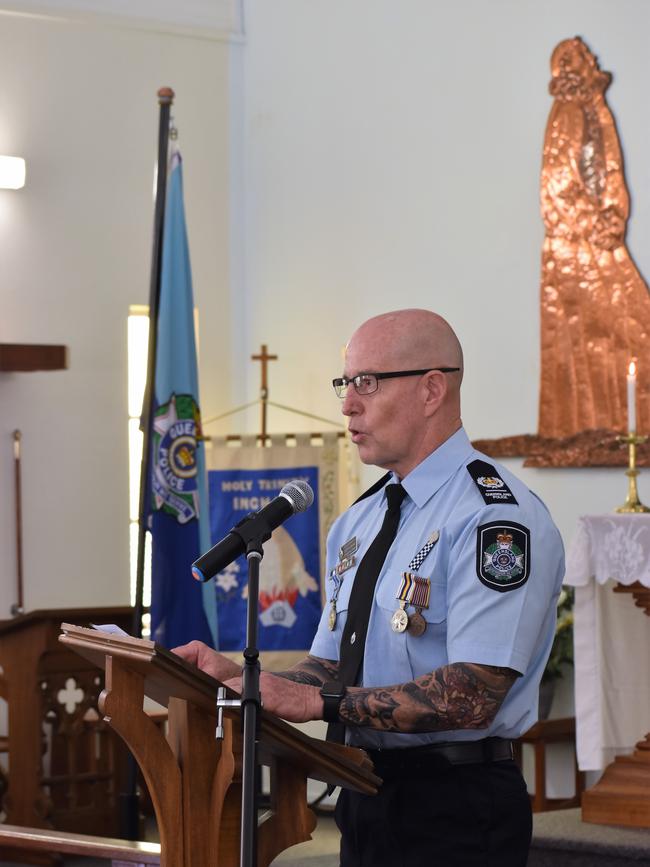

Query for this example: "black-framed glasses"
[332,368,460,399]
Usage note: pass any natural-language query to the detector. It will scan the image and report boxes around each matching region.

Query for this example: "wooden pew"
[0,823,160,866]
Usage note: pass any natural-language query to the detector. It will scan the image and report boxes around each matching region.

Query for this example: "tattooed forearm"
[338,663,517,733]
[273,655,340,687]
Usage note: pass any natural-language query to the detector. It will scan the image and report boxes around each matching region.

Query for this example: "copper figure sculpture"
[538,37,650,439]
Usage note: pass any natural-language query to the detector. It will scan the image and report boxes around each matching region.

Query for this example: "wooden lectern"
[59,624,380,867]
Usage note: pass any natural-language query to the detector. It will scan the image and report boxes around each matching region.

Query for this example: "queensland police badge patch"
[151,393,202,524]
[476,521,530,592]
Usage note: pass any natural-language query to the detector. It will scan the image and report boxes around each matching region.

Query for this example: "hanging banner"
[208,465,321,651]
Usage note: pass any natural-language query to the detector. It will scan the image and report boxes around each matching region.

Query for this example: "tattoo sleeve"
[272,655,340,687]
[339,663,518,733]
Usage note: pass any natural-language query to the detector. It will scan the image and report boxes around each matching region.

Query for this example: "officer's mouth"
[348,427,366,443]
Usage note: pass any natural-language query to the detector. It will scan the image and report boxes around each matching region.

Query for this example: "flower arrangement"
[542,586,574,682]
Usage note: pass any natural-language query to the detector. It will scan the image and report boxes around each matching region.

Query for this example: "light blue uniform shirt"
[310,427,565,749]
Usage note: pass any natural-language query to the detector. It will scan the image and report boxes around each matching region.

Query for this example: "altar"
[564,513,650,772]
[565,513,650,827]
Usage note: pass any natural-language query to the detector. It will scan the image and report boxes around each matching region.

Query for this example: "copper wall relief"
[474,37,650,466]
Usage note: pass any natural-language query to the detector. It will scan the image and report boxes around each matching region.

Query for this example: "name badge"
[336,536,358,576]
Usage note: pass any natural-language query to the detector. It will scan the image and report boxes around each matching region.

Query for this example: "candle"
[627,360,637,433]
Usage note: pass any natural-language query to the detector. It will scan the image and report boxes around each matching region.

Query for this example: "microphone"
[191,479,314,582]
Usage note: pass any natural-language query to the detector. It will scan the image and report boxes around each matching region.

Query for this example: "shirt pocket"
[376,576,449,678]
[405,577,448,676]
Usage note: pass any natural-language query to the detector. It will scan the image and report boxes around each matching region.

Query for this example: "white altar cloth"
[565,514,650,771]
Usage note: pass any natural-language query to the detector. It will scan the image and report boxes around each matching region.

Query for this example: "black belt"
[367,737,514,778]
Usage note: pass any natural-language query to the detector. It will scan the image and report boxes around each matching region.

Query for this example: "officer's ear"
[421,370,447,416]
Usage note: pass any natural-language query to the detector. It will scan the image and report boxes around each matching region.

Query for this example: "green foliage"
[542,585,574,683]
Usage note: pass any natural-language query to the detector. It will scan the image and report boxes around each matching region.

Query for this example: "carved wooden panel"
[38,663,128,835]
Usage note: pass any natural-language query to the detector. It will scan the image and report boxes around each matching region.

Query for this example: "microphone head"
[280,480,314,513]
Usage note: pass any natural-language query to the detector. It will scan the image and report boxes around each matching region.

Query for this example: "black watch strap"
[320,681,346,723]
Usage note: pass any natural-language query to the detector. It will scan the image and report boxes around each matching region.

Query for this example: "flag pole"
[132,87,174,642]
[11,430,24,616]
[121,87,174,841]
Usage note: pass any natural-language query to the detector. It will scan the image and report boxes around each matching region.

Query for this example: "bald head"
[347,309,463,383]
[342,309,464,476]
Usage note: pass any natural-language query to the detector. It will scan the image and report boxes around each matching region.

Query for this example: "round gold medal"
[328,605,337,631]
[407,610,426,637]
[391,608,409,633]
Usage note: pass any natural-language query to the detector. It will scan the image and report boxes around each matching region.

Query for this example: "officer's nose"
[341,385,361,417]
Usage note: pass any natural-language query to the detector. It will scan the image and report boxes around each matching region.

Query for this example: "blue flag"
[148,150,217,649]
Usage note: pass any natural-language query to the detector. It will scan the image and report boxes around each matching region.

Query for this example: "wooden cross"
[251,344,278,440]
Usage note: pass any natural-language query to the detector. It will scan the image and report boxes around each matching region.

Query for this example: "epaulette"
[466,459,518,505]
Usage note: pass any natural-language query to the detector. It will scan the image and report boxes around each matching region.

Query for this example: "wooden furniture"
[59,623,380,867]
[581,581,650,827]
[0,824,160,866]
[564,514,650,828]
[0,344,68,372]
[0,607,132,838]
[514,717,584,812]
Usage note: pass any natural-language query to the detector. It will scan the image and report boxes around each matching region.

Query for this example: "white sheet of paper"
[90,623,130,637]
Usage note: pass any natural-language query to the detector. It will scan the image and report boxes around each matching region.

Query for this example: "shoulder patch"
[466,459,518,505]
[476,521,530,592]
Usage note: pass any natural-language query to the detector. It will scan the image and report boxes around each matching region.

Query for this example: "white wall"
[2,0,650,622]
[0,7,234,613]
[237,0,650,548]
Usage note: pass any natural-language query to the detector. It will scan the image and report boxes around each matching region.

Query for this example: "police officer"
[175,309,565,867]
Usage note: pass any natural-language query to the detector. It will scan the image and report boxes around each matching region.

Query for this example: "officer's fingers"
[171,639,205,665]
[223,676,242,694]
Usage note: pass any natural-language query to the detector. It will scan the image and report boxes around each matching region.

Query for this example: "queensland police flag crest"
[148,149,217,650]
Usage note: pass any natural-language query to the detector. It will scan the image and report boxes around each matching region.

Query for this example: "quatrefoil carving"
[57,678,85,714]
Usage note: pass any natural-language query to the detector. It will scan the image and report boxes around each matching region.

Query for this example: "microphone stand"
[240,539,263,867]
[207,482,313,866]
[215,516,271,867]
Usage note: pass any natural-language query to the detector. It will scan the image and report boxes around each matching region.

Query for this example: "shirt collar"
[389,426,474,509]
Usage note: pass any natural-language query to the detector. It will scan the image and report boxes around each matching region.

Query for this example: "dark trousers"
[335,758,531,867]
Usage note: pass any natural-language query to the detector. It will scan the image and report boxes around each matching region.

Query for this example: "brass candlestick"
[616,433,650,513]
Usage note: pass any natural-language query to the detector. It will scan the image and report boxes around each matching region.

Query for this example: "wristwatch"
[320,681,347,723]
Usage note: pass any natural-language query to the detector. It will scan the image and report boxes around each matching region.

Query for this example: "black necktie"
[328,483,407,742]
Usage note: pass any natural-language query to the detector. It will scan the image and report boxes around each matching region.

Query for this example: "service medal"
[391,606,409,633]
[407,610,426,636]
[392,572,416,633]
[328,569,344,631]
[406,575,432,637]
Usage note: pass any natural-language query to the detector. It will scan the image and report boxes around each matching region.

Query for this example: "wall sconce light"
[0,156,26,189]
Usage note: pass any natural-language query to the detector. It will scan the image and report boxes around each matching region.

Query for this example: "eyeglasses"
[332,368,460,399]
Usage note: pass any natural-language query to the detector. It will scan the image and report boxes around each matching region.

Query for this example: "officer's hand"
[172,640,241,682]
[223,671,322,724]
